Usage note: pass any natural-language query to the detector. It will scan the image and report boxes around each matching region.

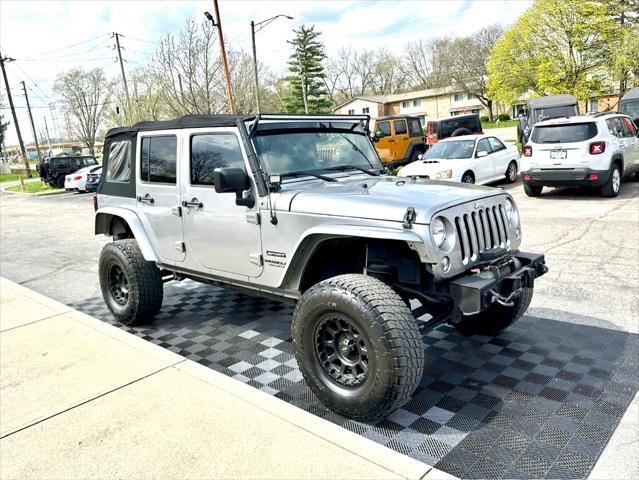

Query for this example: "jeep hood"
[275,176,505,224]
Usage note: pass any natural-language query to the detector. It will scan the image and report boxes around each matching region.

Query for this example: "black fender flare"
[404,141,427,160]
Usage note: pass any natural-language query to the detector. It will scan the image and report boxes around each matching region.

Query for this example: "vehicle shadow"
[72,282,639,479]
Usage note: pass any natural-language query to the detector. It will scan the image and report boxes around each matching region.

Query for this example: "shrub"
[498,113,511,121]
[480,115,489,122]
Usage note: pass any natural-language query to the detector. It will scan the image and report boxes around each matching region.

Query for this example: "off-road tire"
[524,184,543,197]
[601,164,621,198]
[455,287,533,335]
[409,149,422,163]
[292,274,424,421]
[56,175,65,188]
[99,239,163,326]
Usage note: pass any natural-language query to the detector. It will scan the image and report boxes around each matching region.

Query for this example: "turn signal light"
[589,142,605,155]
[588,173,599,181]
[523,145,532,157]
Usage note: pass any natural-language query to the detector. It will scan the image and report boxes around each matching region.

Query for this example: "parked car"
[425,114,482,148]
[370,115,426,168]
[518,94,579,144]
[94,113,546,420]
[65,165,102,192]
[521,113,639,197]
[619,87,639,126]
[38,155,99,188]
[85,168,102,192]
[397,134,519,185]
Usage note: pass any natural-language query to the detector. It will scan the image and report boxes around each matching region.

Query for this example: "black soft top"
[104,114,253,139]
[527,94,577,109]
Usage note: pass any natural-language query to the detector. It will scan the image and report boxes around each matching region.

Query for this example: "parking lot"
[1,179,638,478]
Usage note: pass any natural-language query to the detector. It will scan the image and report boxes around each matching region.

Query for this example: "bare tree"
[404,37,453,89]
[53,67,112,153]
[370,50,406,95]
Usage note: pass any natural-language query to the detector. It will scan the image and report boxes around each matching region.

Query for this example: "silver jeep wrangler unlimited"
[95,114,547,420]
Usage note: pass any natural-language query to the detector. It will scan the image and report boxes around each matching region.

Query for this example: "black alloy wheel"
[107,262,129,305]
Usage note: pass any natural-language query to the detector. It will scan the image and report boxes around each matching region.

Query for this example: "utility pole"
[114,33,132,125]
[0,54,29,174]
[43,116,52,155]
[250,21,261,114]
[206,1,235,114]
[21,81,42,163]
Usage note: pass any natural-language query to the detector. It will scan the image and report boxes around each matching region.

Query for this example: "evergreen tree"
[285,25,331,113]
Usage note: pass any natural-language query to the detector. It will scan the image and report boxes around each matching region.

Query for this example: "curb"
[0,277,458,480]
[1,182,66,196]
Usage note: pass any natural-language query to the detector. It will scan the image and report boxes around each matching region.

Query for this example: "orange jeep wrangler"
[371,115,427,168]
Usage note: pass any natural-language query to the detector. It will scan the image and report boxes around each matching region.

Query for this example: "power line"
[20,34,109,59]
[20,44,112,62]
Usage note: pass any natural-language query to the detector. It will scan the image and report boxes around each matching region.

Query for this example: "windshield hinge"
[402,207,416,229]
[246,211,261,225]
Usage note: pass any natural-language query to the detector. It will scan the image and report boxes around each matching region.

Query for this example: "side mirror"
[476,150,489,158]
[213,167,254,208]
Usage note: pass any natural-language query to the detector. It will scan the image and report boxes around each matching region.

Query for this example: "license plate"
[550,150,567,160]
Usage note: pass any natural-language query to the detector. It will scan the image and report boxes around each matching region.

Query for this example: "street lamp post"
[251,14,293,114]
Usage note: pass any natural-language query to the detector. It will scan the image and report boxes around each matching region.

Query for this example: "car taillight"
[523,145,532,157]
[589,142,605,154]
[93,195,98,212]
[73,175,82,180]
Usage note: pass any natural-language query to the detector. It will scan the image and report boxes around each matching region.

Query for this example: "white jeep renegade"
[521,113,639,197]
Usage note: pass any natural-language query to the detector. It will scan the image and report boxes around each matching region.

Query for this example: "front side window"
[190,134,244,186]
[106,140,131,182]
[140,135,177,184]
[376,121,391,137]
[488,137,505,152]
[476,138,491,155]
[394,119,407,135]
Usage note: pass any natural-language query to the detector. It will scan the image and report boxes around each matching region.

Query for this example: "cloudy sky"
[1,0,532,147]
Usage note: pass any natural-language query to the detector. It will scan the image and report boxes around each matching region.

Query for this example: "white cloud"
[0,0,531,147]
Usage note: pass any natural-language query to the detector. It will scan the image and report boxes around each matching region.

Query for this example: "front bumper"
[522,168,610,187]
[448,251,547,315]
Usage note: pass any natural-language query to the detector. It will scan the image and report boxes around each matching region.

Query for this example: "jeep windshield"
[424,140,475,159]
[253,130,381,177]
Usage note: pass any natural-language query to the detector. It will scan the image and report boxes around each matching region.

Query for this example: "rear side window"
[82,157,97,166]
[531,123,598,143]
[68,158,81,170]
[52,158,67,168]
[140,136,177,184]
[106,140,131,182]
[190,134,244,186]
[393,119,407,135]
[408,118,422,137]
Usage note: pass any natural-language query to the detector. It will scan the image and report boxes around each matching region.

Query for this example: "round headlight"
[431,217,447,248]
[504,198,519,226]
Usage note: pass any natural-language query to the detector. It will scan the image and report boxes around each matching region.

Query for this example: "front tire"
[524,184,543,197]
[506,161,518,183]
[455,287,533,335]
[292,274,424,421]
[99,239,163,326]
[601,164,621,197]
[461,171,475,184]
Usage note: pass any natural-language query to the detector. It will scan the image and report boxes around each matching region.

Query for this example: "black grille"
[454,204,510,264]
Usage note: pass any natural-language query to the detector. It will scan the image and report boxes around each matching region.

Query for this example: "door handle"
[136,194,154,204]
[389,140,395,143]
[182,198,203,209]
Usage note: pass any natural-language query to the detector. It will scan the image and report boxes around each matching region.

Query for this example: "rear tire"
[524,184,543,197]
[56,175,65,188]
[506,161,518,183]
[455,287,533,335]
[409,149,422,163]
[292,274,424,421]
[99,239,163,326]
[601,164,621,197]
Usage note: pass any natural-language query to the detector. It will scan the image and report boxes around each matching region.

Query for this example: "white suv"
[520,113,639,197]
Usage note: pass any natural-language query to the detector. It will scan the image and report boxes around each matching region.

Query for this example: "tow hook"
[488,288,519,307]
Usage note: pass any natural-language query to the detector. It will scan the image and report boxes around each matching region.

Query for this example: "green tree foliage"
[0,96,8,149]
[285,25,330,113]
[487,0,620,103]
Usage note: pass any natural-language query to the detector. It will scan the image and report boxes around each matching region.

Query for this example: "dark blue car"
[85,168,102,192]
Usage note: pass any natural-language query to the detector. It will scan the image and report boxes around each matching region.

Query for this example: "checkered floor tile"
[71,280,639,479]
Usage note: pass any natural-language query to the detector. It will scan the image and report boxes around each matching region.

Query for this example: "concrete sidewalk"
[0,277,454,480]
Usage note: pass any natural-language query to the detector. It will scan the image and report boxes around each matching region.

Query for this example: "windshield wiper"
[282,170,338,182]
[323,164,381,176]
[337,134,380,175]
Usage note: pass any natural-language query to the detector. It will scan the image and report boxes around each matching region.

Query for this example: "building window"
[453,93,464,102]
[413,100,421,107]
[588,98,598,113]
[348,109,355,115]
[362,107,369,114]
[402,100,410,109]
[467,93,476,100]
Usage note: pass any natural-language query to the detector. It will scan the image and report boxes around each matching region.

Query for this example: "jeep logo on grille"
[473,201,486,210]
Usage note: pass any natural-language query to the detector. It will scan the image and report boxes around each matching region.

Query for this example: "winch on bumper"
[448,252,547,315]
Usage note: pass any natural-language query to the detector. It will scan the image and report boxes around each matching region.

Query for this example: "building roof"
[334,85,462,110]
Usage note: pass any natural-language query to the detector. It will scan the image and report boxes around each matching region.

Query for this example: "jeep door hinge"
[402,206,416,229]
[246,211,261,225]
[171,206,182,217]
[249,253,263,266]
[174,241,185,252]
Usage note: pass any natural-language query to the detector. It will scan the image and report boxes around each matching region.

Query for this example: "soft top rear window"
[531,123,598,143]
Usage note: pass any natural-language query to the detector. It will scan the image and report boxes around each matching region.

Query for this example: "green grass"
[6,181,60,194]
[481,119,519,129]
[0,173,40,183]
